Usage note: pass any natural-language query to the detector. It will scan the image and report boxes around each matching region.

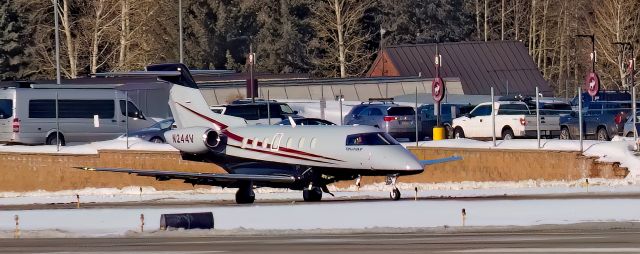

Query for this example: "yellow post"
[433,127,445,140]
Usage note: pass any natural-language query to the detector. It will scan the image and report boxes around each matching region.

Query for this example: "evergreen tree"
[0,1,29,80]
[380,0,475,45]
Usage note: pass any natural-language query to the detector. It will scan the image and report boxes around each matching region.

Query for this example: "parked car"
[623,113,640,137]
[559,101,639,141]
[210,100,301,125]
[570,90,631,110]
[0,84,155,145]
[344,100,417,141]
[452,101,560,140]
[124,118,174,143]
[276,118,336,126]
[417,103,475,139]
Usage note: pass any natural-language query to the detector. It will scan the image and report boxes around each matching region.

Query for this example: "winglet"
[419,156,462,167]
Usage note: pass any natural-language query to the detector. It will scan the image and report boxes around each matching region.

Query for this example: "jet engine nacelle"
[164,127,226,154]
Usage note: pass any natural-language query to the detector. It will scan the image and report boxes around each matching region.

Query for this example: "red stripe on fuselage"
[227,144,334,164]
[175,103,342,163]
[176,102,228,129]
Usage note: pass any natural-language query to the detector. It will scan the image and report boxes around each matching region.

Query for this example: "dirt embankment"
[0,148,628,192]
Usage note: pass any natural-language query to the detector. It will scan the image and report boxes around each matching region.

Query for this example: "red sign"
[432,77,445,102]
[585,72,600,97]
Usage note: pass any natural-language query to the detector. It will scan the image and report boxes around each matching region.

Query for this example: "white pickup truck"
[451,101,560,140]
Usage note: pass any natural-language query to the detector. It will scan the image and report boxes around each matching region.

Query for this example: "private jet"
[77,63,461,204]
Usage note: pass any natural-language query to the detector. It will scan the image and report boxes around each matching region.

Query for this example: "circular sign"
[585,72,600,97]
[432,77,445,102]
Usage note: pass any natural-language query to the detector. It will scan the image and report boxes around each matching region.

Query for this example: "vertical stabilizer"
[146,63,247,130]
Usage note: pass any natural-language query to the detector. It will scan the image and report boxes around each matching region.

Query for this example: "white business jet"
[77,63,461,204]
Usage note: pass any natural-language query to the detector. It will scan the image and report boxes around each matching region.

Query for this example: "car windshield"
[279,104,294,114]
[346,132,399,146]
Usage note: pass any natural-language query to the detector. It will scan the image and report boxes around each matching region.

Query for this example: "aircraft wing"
[419,156,462,167]
[74,167,296,183]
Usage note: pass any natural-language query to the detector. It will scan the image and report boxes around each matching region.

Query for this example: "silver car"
[344,103,417,141]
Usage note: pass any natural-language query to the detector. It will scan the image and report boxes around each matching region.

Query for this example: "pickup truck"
[451,101,560,140]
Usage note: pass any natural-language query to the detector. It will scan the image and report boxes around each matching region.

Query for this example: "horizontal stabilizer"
[74,167,296,183]
[419,156,462,167]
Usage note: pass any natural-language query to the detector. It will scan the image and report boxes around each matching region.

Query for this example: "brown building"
[367,40,552,96]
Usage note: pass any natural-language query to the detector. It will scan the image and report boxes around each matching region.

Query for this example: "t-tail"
[146,63,247,131]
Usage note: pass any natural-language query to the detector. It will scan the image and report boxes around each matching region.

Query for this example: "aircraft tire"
[235,187,255,204]
[390,188,401,201]
[303,187,323,202]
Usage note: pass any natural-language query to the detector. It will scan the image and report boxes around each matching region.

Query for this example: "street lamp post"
[613,42,637,141]
[179,0,183,63]
[53,0,61,152]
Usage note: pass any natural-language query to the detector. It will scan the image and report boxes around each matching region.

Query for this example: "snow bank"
[409,138,640,178]
[0,137,177,155]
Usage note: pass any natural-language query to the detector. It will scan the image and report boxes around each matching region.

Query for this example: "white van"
[0,84,156,145]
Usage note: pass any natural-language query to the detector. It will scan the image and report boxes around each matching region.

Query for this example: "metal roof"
[369,41,552,96]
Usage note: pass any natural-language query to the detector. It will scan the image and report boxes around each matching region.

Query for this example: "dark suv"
[417,103,475,139]
[560,101,638,141]
[212,99,301,125]
[344,99,417,141]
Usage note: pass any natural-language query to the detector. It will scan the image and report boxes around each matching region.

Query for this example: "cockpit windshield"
[346,132,400,146]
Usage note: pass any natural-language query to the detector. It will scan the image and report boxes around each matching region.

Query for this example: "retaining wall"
[0,147,628,192]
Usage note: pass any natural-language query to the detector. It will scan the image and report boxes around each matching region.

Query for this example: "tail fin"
[146,63,247,130]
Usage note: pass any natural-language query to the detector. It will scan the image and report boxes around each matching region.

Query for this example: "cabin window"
[272,133,283,151]
[345,132,399,146]
[241,138,248,148]
[298,137,306,149]
[29,100,114,119]
[285,137,293,148]
[252,137,258,148]
[263,138,270,149]
[310,138,317,149]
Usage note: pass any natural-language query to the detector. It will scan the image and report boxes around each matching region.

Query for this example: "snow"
[0,136,176,154]
[408,137,640,178]
[1,197,639,237]
[2,178,639,206]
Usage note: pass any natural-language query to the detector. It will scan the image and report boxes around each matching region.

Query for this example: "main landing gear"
[386,174,401,201]
[303,185,323,202]
[235,182,255,204]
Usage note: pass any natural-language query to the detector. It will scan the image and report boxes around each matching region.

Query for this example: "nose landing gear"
[303,185,323,202]
[386,174,401,201]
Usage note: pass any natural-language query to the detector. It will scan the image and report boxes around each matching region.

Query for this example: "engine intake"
[165,127,227,154]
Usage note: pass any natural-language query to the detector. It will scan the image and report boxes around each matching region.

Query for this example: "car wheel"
[501,128,514,140]
[445,125,454,139]
[46,132,66,146]
[596,127,609,141]
[150,137,164,143]
[454,127,465,139]
[560,127,571,140]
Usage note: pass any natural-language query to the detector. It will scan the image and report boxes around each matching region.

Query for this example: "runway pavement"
[1,225,640,253]
[3,191,640,211]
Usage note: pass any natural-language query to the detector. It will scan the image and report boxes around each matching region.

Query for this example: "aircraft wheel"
[303,187,323,202]
[235,185,255,204]
[390,187,401,201]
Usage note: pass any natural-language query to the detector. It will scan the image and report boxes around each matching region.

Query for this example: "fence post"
[578,87,583,152]
[491,87,496,147]
[536,87,540,149]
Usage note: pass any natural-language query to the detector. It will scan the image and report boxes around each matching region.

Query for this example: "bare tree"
[312,0,374,77]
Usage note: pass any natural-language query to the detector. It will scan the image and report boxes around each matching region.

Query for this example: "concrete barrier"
[0,147,628,192]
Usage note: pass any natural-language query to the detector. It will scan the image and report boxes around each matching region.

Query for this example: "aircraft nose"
[404,159,424,173]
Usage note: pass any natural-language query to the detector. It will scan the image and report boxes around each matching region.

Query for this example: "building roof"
[367,40,552,96]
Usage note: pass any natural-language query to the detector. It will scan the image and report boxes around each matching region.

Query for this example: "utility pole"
[577,34,596,73]
[53,0,61,152]
[179,0,183,63]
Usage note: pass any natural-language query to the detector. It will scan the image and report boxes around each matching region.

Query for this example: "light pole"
[53,0,61,151]
[613,41,637,140]
[179,0,183,63]
[577,34,596,73]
